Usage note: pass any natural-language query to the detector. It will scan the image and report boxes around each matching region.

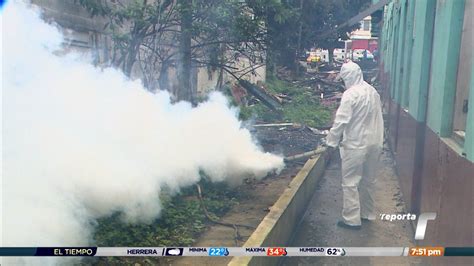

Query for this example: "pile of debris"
[251,122,328,159]
[290,71,344,107]
[229,68,344,113]
[227,62,377,130]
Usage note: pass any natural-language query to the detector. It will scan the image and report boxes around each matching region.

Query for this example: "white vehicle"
[352,49,374,61]
[333,48,347,61]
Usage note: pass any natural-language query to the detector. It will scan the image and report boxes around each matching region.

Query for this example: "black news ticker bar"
[0,247,97,256]
[444,247,474,256]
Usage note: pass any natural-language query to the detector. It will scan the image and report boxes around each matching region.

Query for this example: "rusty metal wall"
[419,127,474,246]
[380,2,473,262]
[387,101,399,152]
[386,98,473,249]
[393,109,418,212]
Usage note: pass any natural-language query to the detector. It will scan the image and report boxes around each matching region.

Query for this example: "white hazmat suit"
[326,61,384,226]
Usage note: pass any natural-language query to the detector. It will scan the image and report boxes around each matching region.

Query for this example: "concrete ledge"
[228,153,327,266]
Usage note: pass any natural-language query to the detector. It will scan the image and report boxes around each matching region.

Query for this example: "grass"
[92,180,242,264]
[237,76,332,128]
[94,180,239,246]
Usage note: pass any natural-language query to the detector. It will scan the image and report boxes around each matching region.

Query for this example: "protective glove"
[321,137,337,160]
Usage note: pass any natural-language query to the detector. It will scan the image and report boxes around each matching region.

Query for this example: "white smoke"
[1,0,283,254]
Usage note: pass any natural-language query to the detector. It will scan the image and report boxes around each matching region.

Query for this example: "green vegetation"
[238,77,332,128]
[282,94,331,128]
[93,180,241,246]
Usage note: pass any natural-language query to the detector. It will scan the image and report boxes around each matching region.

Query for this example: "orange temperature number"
[267,247,287,256]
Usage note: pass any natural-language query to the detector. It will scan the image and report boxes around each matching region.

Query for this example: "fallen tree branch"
[232,224,243,246]
[238,80,282,111]
[195,184,255,230]
[294,75,344,91]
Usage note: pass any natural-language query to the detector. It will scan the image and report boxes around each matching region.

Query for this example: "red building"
[347,38,378,53]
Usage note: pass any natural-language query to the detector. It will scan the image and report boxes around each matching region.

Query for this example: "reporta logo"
[371,212,437,240]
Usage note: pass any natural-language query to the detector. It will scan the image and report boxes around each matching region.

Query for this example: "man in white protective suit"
[325,60,384,230]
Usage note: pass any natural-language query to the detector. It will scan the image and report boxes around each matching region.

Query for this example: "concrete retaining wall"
[228,153,327,266]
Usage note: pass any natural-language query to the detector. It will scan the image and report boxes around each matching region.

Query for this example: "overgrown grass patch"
[238,76,332,127]
[94,181,240,246]
[92,179,242,263]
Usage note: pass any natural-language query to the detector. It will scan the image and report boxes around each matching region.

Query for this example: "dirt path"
[283,147,423,266]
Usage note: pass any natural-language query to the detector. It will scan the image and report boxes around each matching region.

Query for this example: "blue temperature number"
[208,247,229,256]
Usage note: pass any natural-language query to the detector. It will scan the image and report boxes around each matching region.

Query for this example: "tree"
[177,0,192,102]
[77,0,267,102]
[247,0,297,76]
[247,0,371,76]
[305,0,371,63]
[78,0,176,80]
[78,0,371,97]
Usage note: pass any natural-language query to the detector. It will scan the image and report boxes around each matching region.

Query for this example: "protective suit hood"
[326,60,384,150]
[338,61,364,89]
